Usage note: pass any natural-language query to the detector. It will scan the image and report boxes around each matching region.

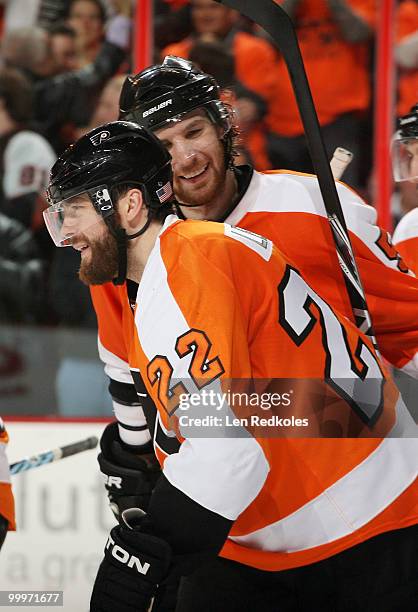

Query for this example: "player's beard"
[78,228,120,286]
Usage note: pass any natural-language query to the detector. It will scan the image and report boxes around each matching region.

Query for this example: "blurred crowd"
[0,0,416,329]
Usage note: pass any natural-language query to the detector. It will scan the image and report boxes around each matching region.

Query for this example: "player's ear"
[127,188,144,213]
[117,188,145,233]
[123,188,144,224]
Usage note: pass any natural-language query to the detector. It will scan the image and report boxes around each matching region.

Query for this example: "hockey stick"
[10,436,98,475]
[216,0,376,340]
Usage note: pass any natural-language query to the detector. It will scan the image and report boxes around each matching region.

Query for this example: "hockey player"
[392,104,418,186]
[90,59,418,528]
[0,418,15,551]
[390,103,418,444]
[393,103,418,273]
[44,121,418,611]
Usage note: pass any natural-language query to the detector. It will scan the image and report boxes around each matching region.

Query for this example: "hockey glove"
[98,422,161,519]
[90,521,172,612]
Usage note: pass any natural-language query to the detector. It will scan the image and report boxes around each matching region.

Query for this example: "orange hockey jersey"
[395,0,418,117]
[116,215,417,571]
[393,207,418,276]
[92,170,418,384]
[0,418,15,530]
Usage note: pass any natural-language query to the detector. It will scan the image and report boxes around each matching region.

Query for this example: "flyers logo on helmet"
[90,131,110,146]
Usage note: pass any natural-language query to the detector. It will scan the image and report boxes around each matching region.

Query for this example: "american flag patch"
[156,181,173,203]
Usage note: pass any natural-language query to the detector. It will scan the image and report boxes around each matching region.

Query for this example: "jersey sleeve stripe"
[98,337,133,384]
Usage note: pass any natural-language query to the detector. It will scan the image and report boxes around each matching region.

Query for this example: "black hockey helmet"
[44,121,174,283]
[392,104,418,182]
[119,56,234,164]
[397,103,418,138]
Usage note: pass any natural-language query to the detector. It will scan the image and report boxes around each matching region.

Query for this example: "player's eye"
[186,126,203,139]
[64,203,86,217]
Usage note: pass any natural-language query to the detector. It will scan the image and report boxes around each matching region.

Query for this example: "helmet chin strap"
[176,201,205,208]
[126,216,152,241]
[111,216,152,286]
[111,227,128,286]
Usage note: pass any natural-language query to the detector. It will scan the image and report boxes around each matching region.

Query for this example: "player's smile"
[80,244,90,258]
[179,163,209,183]
[73,241,90,254]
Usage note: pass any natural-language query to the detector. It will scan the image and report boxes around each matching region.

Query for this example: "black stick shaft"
[59,436,98,458]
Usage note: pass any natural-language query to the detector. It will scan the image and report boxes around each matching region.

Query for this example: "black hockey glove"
[90,521,172,612]
[98,422,161,519]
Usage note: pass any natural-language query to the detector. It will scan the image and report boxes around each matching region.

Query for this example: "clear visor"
[391,134,418,182]
[43,186,114,247]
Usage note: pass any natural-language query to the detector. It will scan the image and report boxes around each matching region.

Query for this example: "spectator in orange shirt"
[267,0,375,190]
[163,0,280,168]
[395,0,418,118]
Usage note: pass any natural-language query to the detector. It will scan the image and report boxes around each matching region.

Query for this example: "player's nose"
[170,141,199,172]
